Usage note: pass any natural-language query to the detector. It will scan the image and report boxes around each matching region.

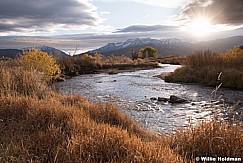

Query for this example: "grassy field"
[0,51,242,162]
[163,47,243,89]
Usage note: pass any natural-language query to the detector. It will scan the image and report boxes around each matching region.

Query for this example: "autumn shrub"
[18,49,61,81]
[58,56,102,76]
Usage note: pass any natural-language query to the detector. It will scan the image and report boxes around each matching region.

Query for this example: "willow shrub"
[18,49,61,81]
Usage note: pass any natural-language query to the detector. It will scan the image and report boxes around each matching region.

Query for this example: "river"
[56,64,243,134]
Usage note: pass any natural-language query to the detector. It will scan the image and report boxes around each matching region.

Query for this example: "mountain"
[196,36,243,52]
[0,45,68,59]
[34,45,68,58]
[85,36,243,57]
[0,49,23,58]
[86,38,194,56]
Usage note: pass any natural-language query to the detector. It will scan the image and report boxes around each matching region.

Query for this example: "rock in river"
[158,97,169,102]
[169,95,187,103]
[150,97,157,101]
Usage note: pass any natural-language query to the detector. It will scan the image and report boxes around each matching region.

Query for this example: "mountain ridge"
[0,45,68,58]
[1,36,242,58]
[85,36,243,57]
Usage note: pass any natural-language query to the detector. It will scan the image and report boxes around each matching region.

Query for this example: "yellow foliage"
[18,49,61,80]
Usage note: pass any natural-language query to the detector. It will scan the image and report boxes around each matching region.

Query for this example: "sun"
[190,17,212,37]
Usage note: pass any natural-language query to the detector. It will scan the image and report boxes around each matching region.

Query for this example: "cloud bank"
[115,25,178,33]
[179,0,243,26]
[0,0,102,34]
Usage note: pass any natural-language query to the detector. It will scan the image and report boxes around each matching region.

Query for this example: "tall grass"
[0,60,48,97]
[164,47,243,89]
[0,94,185,162]
[169,119,243,159]
[0,56,242,162]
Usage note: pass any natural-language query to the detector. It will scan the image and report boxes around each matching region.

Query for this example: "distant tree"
[131,48,138,60]
[138,46,158,59]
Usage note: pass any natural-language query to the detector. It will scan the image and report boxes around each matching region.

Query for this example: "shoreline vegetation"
[162,47,243,90]
[57,54,160,80]
[0,49,243,162]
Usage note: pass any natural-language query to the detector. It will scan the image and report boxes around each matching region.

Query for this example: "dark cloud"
[179,0,243,25]
[115,25,178,33]
[0,0,101,33]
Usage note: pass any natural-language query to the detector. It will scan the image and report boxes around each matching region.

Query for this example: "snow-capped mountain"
[85,36,243,57]
[87,38,193,56]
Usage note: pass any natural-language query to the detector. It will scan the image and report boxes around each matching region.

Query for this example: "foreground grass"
[0,58,243,162]
[0,95,186,162]
[164,47,243,89]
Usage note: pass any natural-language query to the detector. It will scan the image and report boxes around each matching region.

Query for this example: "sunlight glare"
[190,17,212,37]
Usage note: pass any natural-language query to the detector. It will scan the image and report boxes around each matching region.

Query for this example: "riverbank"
[57,54,160,80]
[1,54,243,162]
[157,55,186,65]
[162,47,243,89]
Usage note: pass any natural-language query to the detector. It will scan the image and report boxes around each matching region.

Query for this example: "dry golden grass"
[169,119,243,159]
[164,47,243,89]
[0,60,48,97]
[0,94,185,162]
[1,57,242,162]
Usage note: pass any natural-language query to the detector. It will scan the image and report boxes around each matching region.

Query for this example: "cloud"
[178,0,243,26]
[0,0,102,34]
[115,25,179,33]
[93,0,186,8]
[131,0,186,8]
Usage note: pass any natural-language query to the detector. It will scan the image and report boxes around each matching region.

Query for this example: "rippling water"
[56,64,243,134]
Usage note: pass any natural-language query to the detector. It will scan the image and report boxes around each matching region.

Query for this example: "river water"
[56,64,243,134]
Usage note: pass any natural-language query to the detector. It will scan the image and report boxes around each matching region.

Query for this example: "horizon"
[0,0,243,53]
[1,35,243,55]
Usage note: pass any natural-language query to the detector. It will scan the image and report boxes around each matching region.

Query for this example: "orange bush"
[18,49,61,81]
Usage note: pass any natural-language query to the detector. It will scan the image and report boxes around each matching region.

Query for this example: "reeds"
[165,47,243,89]
[169,119,243,160]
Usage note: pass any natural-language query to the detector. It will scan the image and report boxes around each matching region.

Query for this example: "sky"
[0,0,243,53]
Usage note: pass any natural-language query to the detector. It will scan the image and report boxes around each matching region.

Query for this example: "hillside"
[0,45,68,58]
[0,49,23,58]
[86,38,193,56]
